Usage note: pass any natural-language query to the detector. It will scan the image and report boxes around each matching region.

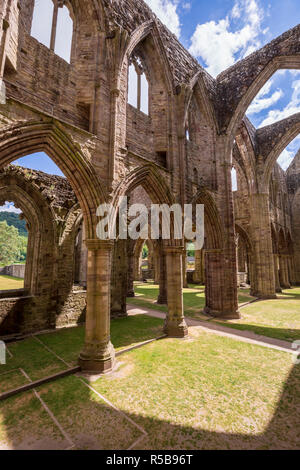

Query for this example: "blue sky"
[1,0,299,213]
[146,0,300,168]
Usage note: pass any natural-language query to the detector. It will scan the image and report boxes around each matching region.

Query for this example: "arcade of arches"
[0,0,300,374]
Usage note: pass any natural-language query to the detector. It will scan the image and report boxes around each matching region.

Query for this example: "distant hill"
[0,212,28,237]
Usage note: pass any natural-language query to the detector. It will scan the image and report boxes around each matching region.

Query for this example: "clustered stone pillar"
[157,245,168,304]
[163,246,188,338]
[250,194,276,299]
[279,255,291,289]
[127,248,135,297]
[193,249,205,285]
[182,248,188,288]
[287,256,295,286]
[273,254,282,293]
[79,240,115,373]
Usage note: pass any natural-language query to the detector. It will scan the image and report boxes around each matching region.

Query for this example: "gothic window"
[31,0,73,63]
[128,56,149,115]
[231,167,238,191]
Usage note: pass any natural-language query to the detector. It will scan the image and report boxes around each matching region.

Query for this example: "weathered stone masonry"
[0,0,299,373]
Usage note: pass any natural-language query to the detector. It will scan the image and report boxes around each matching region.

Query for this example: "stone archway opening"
[0,200,28,295]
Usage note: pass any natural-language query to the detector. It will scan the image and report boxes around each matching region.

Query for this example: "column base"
[127,291,135,298]
[203,307,241,320]
[79,341,115,374]
[256,293,277,300]
[280,284,291,290]
[157,295,167,305]
[164,318,188,338]
[276,288,282,293]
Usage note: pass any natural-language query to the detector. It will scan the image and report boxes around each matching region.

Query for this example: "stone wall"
[0,264,25,279]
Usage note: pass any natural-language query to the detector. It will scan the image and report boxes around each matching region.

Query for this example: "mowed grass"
[0,275,24,290]
[0,314,164,393]
[1,327,299,449]
[128,283,300,343]
[216,288,300,342]
[130,282,254,315]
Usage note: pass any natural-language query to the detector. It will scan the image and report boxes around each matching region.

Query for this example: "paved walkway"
[127,304,294,354]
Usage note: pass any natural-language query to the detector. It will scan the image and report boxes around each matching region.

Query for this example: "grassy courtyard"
[0,318,299,450]
[0,275,24,291]
[128,282,300,343]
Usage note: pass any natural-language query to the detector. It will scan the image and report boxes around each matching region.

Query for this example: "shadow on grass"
[0,315,165,386]
[0,356,299,449]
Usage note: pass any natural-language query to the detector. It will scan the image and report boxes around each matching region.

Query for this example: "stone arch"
[183,73,218,137]
[112,164,181,246]
[120,21,173,93]
[228,55,300,140]
[191,188,224,251]
[0,169,56,296]
[262,126,300,191]
[234,120,257,192]
[0,121,106,239]
[190,189,239,319]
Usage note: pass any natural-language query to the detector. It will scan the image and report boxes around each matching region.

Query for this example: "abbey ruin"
[0,0,300,374]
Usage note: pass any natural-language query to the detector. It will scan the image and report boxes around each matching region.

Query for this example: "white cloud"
[0,202,21,214]
[247,79,283,115]
[182,2,191,11]
[189,0,265,77]
[259,79,300,127]
[277,148,294,170]
[277,135,300,170]
[144,0,181,37]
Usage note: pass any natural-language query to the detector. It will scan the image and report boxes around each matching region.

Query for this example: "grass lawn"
[0,326,299,449]
[0,314,164,393]
[0,275,24,290]
[128,282,254,317]
[128,283,300,343]
[215,288,300,342]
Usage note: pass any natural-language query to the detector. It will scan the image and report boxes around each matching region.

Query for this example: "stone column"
[127,250,135,297]
[154,253,159,284]
[288,256,296,286]
[50,1,59,51]
[193,249,205,285]
[250,194,276,299]
[203,249,240,319]
[273,254,282,293]
[79,240,115,373]
[164,246,188,338]
[279,255,290,289]
[182,248,188,288]
[157,246,167,304]
[284,255,291,289]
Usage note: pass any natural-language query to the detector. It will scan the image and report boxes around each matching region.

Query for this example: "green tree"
[0,221,27,266]
[142,244,149,260]
[0,212,28,237]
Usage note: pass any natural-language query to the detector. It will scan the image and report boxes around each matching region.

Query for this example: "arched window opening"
[31,0,73,63]
[0,201,28,294]
[31,0,54,49]
[128,56,149,115]
[55,5,73,62]
[231,167,238,191]
[74,223,87,290]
